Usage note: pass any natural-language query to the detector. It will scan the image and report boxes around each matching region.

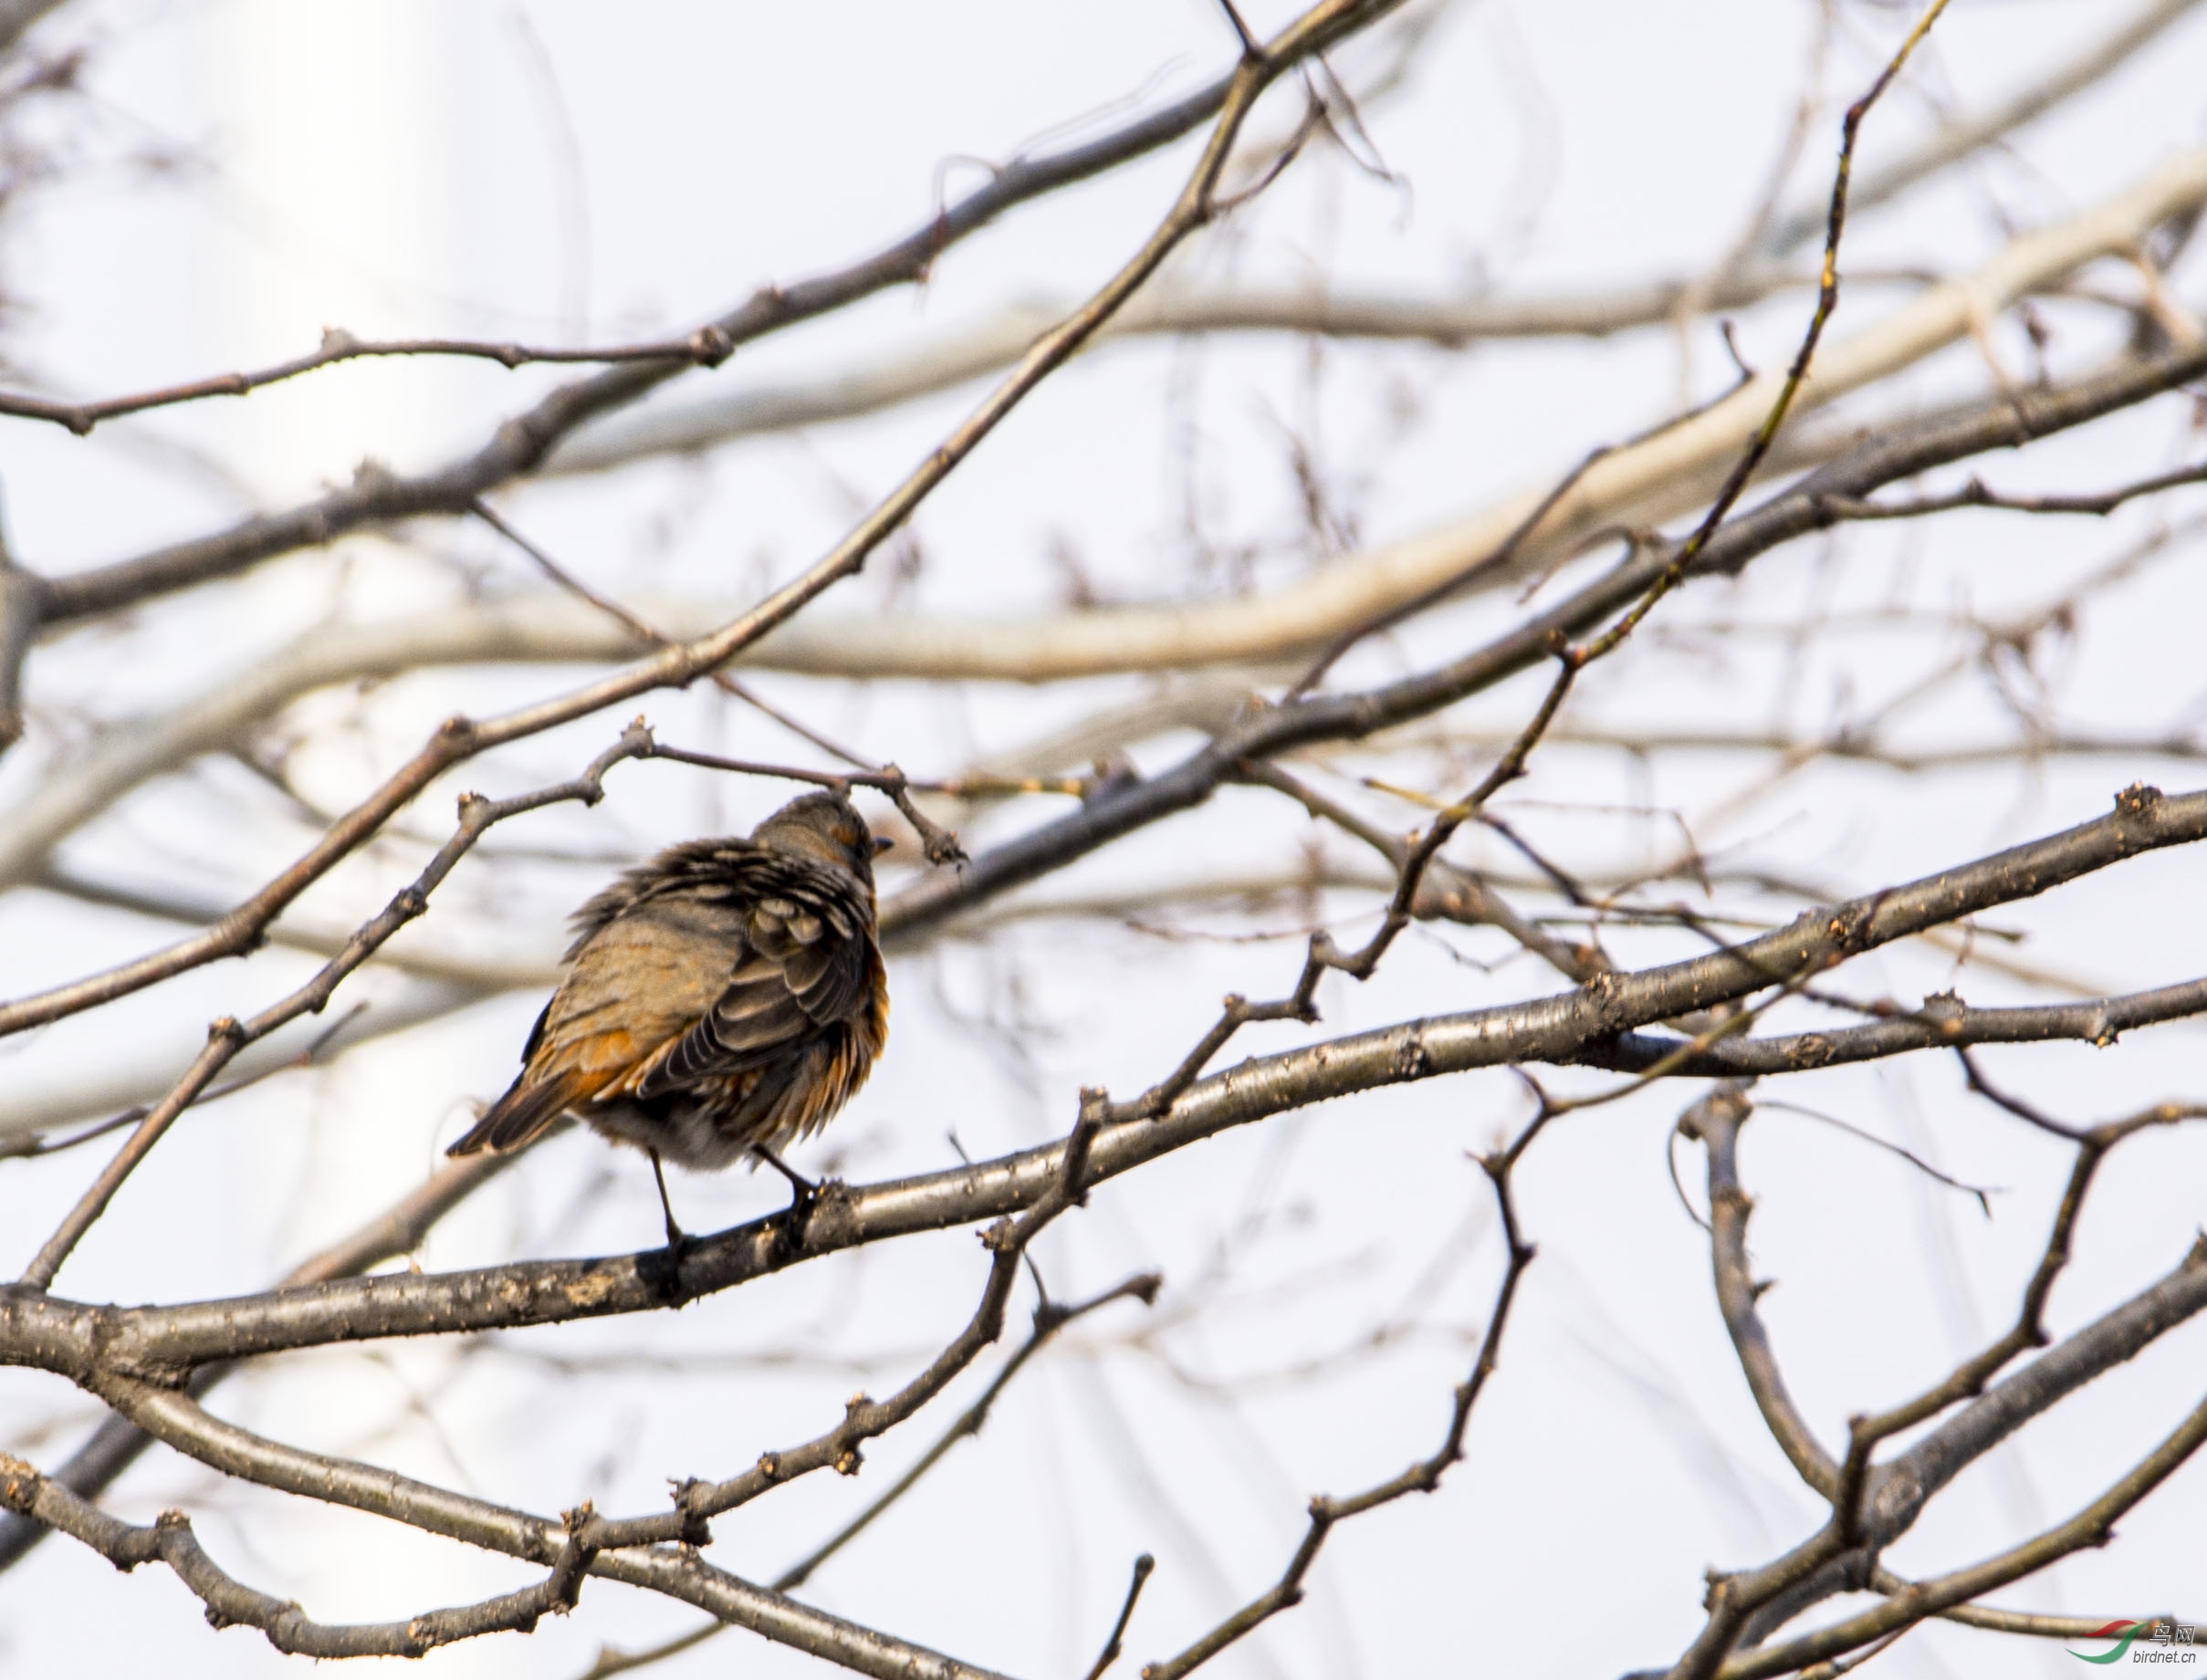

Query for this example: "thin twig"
[643,742,969,867]
[0,323,742,437]
[470,499,974,864]
[1086,1554,1158,1680]
[0,1002,370,1162]
[1753,1097,1999,1214]
[1811,457,2207,521]
[568,1273,1162,1680]
[1138,1157,1536,1679]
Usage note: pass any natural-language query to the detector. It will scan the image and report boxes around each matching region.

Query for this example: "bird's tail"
[447,1066,600,1156]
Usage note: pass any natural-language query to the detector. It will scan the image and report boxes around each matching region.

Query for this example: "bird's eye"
[872,833,894,854]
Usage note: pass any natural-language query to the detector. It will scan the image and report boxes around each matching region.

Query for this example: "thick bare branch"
[69,1380,1017,1680]
[29,1100,1131,1672]
[0,1454,597,1658]
[553,150,2207,678]
[1580,975,2207,1077]
[1721,1372,2207,1679]
[541,268,1855,477]
[0,1144,533,1571]
[1869,1236,2207,1544]
[5,781,2194,1381]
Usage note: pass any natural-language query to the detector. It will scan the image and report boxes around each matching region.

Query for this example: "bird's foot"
[644,1149,698,1296]
[660,1216,698,1266]
[752,1144,820,1239]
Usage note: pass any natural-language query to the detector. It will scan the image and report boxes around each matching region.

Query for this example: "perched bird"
[448,788,892,1246]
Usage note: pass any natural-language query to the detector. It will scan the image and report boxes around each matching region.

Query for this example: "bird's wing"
[638,857,874,1097]
[449,900,740,1156]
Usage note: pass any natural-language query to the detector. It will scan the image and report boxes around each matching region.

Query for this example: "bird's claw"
[753,1144,821,1243]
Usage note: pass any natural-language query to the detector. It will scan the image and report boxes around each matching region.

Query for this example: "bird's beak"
[873,834,895,854]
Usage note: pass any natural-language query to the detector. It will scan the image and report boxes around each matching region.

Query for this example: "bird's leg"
[751,1143,819,1232]
[647,1149,692,1258]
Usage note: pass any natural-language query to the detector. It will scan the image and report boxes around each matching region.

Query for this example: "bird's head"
[753,788,893,887]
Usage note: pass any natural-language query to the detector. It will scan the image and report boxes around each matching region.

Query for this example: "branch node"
[549,1501,598,1612]
[669,1477,714,1546]
[2115,780,2165,823]
[687,324,734,367]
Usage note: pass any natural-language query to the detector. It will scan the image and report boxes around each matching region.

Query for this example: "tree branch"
[19,37,1264,630]
[0,0,1398,1032]
[1650,1082,2207,1676]
[36,1099,1139,1674]
[44,1381,1018,1680]
[14,308,2203,960]
[0,1143,530,1570]
[1680,1086,1840,1497]
[1867,1567,2202,1643]
[540,268,1860,477]
[0,323,745,436]
[7,781,2197,1382]
[1760,0,2207,255]
[0,1453,598,1658]
[1577,974,2207,1077]
[14,725,652,1290]
[1139,1153,1535,1680]
[15,139,2200,694]
[1721,1376,2207,1678]
[572,1272,1163,1680]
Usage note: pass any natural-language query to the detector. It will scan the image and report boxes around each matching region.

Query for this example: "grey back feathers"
[562,790,878,961]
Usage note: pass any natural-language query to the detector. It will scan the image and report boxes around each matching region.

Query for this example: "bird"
[447,788,892,1249]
